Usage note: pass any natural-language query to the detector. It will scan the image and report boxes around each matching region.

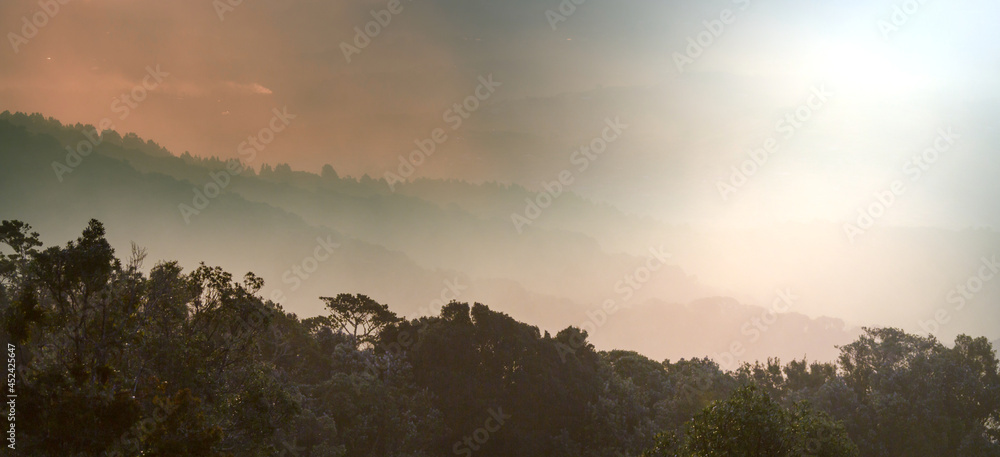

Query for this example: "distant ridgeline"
[4,110,816,366]
[1,112,998,456]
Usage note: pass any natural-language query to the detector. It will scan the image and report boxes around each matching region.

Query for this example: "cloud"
[226,82,273,95]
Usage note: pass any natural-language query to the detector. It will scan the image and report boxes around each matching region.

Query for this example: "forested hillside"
[0,111,868,364]
[2,220,998,456]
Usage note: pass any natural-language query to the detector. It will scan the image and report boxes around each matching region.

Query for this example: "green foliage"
[835,328,1000,457]
[1,219,998,457]
[643,384,858,457]
[684,384,793,456]
[321,293,398,348]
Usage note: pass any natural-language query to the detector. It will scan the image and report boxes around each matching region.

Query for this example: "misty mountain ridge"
[2,110,998,363]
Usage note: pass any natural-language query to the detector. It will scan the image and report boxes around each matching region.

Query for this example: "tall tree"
[320,293,398,347]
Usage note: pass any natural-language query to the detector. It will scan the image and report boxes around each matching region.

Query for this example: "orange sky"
[3,0,999,228]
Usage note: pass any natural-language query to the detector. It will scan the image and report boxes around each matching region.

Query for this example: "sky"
[2,0,999,228]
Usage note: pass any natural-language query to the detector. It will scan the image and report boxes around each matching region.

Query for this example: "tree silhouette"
[320,293,398,347]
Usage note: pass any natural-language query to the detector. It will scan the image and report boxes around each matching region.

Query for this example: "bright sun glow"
[810,41,931,94]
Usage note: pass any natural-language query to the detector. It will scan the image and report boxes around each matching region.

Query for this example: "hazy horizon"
[3,0,1000,364]
[4,0,1000,228]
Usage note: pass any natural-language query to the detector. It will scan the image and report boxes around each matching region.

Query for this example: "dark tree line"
[1,220,998,456]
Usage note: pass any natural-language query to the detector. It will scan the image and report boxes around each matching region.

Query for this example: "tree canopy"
[1,219,997,456]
